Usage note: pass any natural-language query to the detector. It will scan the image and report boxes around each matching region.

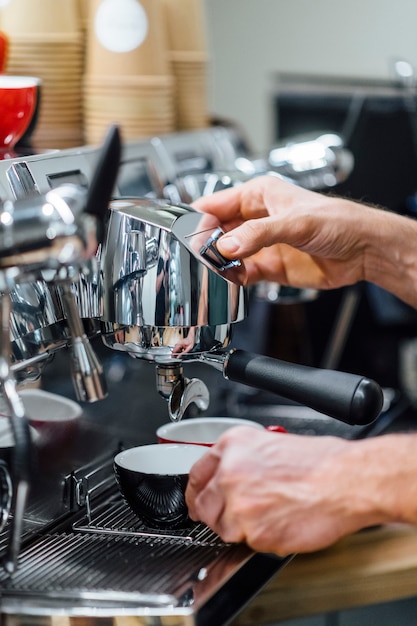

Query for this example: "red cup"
[17,389,82,448]
[0,75,40,152]
[156,417,286,447]
[0,31,9,73]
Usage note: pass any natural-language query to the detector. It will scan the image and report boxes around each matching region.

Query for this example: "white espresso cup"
[156,416,286,447]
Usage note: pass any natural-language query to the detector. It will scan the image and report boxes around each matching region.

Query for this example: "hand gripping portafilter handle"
[224,350,384,425]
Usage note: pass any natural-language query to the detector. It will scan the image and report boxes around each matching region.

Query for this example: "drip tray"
[0,493,291,625]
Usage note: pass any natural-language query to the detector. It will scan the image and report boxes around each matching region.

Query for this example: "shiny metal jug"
[100,198,246,358]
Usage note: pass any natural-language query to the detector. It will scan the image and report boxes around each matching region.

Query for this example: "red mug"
[0,75,40,152]
[156,417,286,447]
[0,31,8,73]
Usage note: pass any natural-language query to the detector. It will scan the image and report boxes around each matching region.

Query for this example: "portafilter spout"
[155,361,209,422]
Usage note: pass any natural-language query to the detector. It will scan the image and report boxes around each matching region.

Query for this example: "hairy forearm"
[359,206,417,308]
[340,433,417,529]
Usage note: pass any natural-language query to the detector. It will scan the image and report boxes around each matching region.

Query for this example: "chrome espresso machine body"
[0,126,289,626]
[0,126,381,625]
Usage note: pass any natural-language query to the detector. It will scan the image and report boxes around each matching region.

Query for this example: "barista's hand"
[192,175,417,308]
[185,426,417,555]
[192,175,366,290]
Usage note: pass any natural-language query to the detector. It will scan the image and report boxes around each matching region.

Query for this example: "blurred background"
[203,0,417,153]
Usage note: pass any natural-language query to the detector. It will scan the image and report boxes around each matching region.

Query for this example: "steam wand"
[60,281,107,403]
[0,273,31,574]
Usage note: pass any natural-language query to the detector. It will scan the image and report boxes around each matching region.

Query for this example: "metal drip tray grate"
[73,492,227,545]
[0,530,244,599]
[0,492,257,623]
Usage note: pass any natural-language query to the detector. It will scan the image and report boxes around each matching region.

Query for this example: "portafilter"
[100,198,383,426]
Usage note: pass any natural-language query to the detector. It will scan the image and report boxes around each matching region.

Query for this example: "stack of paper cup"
[1,0,84,149]
[77,0,89,34]
[162,0,210,130]
[84,0,175,145]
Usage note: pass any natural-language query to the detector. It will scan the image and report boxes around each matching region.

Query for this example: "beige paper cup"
[1,0,80,35]
[86,0,170,77]
[162,0,207,53]
[84,91,174,116]
[77,0,89,31]
[85,73,175,89]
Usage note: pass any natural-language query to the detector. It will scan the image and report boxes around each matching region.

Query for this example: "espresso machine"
[0,125,384,625]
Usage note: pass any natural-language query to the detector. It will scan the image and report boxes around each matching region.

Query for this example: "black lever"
[84,124,122,240]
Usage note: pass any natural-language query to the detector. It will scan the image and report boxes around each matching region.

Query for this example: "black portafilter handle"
[224,350,384,426]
